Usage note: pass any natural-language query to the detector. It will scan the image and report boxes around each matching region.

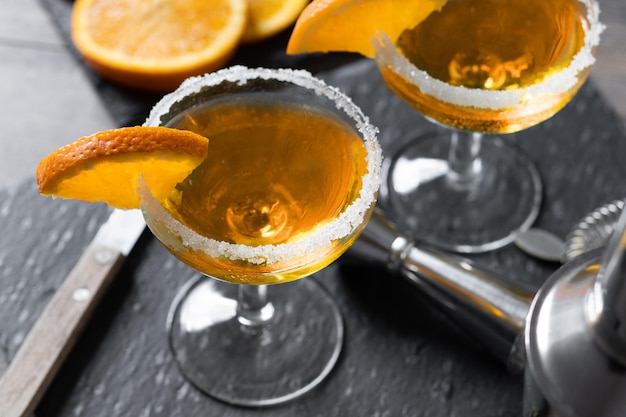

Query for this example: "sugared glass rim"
[373,0,605,110]
[142,66,382,265]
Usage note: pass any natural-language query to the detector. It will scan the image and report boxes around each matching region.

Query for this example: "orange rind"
[287,0,446,58]
[36,126,209,209]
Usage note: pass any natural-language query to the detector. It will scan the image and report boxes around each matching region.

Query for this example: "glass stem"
[447,130,483,189]
[237,284,275,327]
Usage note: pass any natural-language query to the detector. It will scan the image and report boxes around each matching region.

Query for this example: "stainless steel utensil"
[514,228,565,263]
[515,199,625,264]
[524,202,626,417]
[562,198,625,262]
[348,207,626,416]
[347,209,534,372]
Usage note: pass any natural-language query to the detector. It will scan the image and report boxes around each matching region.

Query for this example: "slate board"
[3,1,626,415]
[1,57,625,416]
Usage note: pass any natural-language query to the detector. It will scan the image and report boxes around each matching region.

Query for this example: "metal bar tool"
[347,208,626,416]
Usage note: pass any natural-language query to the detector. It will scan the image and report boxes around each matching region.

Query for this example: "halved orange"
[71,0,248,92]
[286,0,446,58]
[242,0,309,43]
[36,126,209,210]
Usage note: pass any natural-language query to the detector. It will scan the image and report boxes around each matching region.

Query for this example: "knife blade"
[0,208,145,417]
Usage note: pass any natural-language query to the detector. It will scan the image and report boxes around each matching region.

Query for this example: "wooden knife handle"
[0,242,125,417]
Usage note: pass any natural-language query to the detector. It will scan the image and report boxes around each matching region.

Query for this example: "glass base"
[382,132,542,253]
[167,276,344,407]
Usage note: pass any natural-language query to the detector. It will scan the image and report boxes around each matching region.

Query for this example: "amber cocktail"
[141,66,382,406]
[373,0,603,253]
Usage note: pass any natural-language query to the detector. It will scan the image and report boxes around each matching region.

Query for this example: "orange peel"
[287,0,446,58]
[36,126,209,209]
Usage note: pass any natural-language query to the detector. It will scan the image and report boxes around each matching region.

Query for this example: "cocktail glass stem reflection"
[141,66,381,406]
[237,284,273,326]
[384,126,542,253]
[447,131,481,188]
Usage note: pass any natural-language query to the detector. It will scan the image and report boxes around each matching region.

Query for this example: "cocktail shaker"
[524,204,626,417]
[347,208,626,416]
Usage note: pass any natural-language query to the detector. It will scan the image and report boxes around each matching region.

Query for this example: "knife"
[0,208,145,417]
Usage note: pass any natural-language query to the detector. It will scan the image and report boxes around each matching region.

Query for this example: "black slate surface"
[2,1,625,415]
[1,181,523,417]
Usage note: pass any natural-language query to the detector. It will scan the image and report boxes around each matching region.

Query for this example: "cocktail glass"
[374,0,603,253]
[140,66,382,406]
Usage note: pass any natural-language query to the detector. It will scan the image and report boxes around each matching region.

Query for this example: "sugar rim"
[373,0,605,110]
[142,66,382,265]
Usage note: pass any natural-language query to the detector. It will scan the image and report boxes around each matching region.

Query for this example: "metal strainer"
[562,199,626,263]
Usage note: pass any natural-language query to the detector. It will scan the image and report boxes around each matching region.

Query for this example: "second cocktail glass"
[374,0,603,253]
[140,66,382,406]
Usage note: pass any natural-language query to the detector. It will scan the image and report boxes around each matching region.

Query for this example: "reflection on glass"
[178,280,237,332]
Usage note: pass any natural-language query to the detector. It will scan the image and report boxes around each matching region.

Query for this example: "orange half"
[243,0,309,42]
[71,0,248,92]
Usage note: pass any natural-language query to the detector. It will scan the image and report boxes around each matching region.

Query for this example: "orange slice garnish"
[242,0,309,43]
[71,0,248,92]
[36,126,209,210]
[286,0,446,58]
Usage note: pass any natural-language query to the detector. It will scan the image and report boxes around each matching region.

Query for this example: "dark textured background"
[2,0,626,415]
